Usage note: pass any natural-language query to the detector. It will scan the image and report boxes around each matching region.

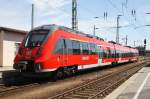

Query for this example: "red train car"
[13,24,139,78]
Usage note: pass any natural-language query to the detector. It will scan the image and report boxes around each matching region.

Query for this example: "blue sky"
[0,0,150,49]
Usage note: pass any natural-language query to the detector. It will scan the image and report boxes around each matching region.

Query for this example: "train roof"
[33,24,104,41]
[34,24,138,52]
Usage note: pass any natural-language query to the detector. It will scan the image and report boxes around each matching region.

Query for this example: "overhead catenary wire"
[106,0,139,30]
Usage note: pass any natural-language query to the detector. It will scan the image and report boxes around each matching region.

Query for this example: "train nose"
[13,61,41,72]
[13,61,28,70]
[23,47,40,59]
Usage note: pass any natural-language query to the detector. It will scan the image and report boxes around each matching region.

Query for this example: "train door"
[97,45,103,66]
[55,38,68,66]
[113,44,117,63]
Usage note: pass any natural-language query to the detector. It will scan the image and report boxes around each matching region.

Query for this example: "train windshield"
[25,30,49,47]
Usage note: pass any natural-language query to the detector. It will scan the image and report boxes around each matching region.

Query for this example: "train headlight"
[18,48,22,55]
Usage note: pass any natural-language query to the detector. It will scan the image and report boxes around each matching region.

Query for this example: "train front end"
[13,25,56,76]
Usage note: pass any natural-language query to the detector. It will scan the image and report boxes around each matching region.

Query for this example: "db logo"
[82,56,89,60]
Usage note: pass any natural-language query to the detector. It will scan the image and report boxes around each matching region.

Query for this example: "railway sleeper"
[90,85,107,90]
[79,88,98,91]
[79,90,98,94]
[74,92,96,96]
[81,89,96,93]
[65,94,90,99]
[63,97,79,99]
[84,83,106,89]
[85,88,98,91]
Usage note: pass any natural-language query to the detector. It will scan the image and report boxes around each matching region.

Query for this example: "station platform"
[0,66,14,79]
[0,66,14,72]
[0,67,15,84]
[105,65,150,99]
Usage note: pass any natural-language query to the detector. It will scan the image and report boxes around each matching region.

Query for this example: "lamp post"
[93,17,100,36]
[31,4,34,30]
[116,15,122,43]
[93,24,99,36]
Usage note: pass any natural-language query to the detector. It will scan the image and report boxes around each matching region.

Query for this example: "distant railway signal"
[144,39,147,45]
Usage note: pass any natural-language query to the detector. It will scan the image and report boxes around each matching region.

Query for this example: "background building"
[0,27,27,70]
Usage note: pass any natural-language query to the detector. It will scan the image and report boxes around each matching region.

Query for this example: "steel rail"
[50,60,149,99]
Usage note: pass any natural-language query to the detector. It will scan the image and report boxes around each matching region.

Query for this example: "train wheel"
[53,68,64,80]
[67,66,77,77]
[63,66,77,77]
[72,66,77,75]
[111,62,115,66]
[64,67,72,77]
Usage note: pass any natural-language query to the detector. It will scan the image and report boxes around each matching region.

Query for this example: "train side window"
[65,39,73,54]
[72,40,80,55]
[97,46,100,57]
[116,50,119,58]
[90,43,97,55]
[103,48,107,58]
[120,50,122,58]
[107,47,111,58]
[97,46,100,58]
[95,45,99,54]
[125,52,127,58]
[89,43,93,54]
[101,47,104,58]
[98,46,104,58]
[123,51,125,57]
[82,42,89,55]
[118,50,120,58]
[54,38,64,54]
[118,50,121,58]
[111,50,115,58]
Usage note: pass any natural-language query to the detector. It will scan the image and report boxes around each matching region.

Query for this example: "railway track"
[50,60,150,99]
[0,83,40,97]
[0,58,149,98]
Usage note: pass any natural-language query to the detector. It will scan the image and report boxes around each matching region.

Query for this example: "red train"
[13,24,139,78]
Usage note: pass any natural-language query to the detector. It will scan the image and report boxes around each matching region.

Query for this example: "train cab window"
[72,40,80,55]
[54,38,65,54]
[82,42,89,55]
[25,30,49,47]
